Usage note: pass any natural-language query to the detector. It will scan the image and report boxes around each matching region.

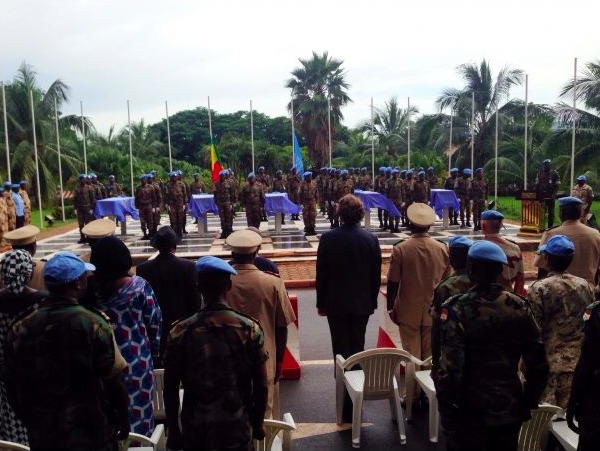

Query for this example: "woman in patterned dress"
[91,236,162,437]
[0,250,46,445]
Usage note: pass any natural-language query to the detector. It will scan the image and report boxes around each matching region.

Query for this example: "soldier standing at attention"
[527,235,593,410]
[272,170,287,225]
[214,170,234,239]
[190,172,205,194]
[470,168,488,231]
[256,166,271,222]
[74,174,96,243]
[413,170,430,204]
[163,256,268,451]
[325,168,337,226]
[18,181,31,225]
[0,193,7,246]
[437,240,548,451]
[315,168,326,215]
[445,168,459,225]
[3,182,16,232]
[240,172,264,229]
[454,168,471,228]
[150,171,163,229]
[299,171,317,236]
[134,174,156,240]
[534,158,561,229]
[165,171,186,239]
[386,169,403,233]
[286,167,301,221]
[105,175,121,198]
[358,167,372,191]
[426,167,438,189]
[10,184,25,229]
[375,167,386,228]
[89,173,106,200]
[572,174,594,224]
[401,170,415,227]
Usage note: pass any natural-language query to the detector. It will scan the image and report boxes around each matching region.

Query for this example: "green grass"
[31,207,77,231]
[494,195,600,224]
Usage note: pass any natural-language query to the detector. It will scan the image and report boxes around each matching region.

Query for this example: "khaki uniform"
[151,180,163,227]
[454,176,471,226]
[73,183,95,232]
[469,177,488,229]
[0,196,7,239]
[4,191,16,231]
[527,272,592,409]
[572,183,594,221]
[286,173,301,205]
[388,234,450,369]
[165,180,187,236]
[190,179,205,195]
[214,178,234,237]
[240,182,264,228]
[444,176,458,225]
[484,234,524,293]
[225,264,296,417]
[18,189,31,225]
[427,174,439,189]
[536,220,600,285]
[413,179,430,204]
[134,182,157,237]
[299,179,317,233]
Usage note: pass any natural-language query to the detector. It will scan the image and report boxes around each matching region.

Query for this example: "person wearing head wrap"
[134,174,157,240]
[240,172,264,229]
[0,249,46,445]
[444,169,460,225]
[91,236,162,437]
[214,169,235,239]
[299,171,318,236]
[74,174,97,243]
[534,159,561,229]
[571,174,594,224]
[437,241,548,451]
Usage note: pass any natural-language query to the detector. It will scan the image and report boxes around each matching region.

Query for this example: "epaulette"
[392,238,406,246]
[263,270,280,278]
[83,305,112,323]
[169,311,197,328]
[232,309,262,327]
[583,300,600,322]
[441,292,464,309]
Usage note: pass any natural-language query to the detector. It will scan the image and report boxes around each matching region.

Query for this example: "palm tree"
[119,119,164,159]
[285,51,351,168]
[436,60,524,169]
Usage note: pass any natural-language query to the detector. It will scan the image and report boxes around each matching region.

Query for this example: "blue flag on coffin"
[293,132,304,176]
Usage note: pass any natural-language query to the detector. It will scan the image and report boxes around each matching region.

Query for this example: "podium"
[517,191,545,235]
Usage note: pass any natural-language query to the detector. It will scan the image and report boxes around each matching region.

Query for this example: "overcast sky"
[2,0,598,136]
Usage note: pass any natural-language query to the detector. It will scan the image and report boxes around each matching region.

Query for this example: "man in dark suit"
[316,194,382,422]
[136,226,200,364]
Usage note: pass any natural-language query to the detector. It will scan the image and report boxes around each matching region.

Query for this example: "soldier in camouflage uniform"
[572,174,594,224]
[150,171,163,229]
[240,173,264,229]
[469,167,488,231]
[74,174,96,243]
[299,171,317,236]
[454,168,471,227]
[381,167,393,229]
[18,181,31,225]
[3,252,130,450]
[176,171,191,234]
[286,167,301,220]
[214,170,234,239]
[375,167,386,228]
[534,158,561,229]
[190,172,205,195]
[3,182,16,232]
[413,170,430,204]
[527,234,593,409]
[438,241,549,451]
[430,236,474,384]
[325,168,337,226]
[357,167,372,191]
[256,166,271,222]
[134,174,157,240]
[567,296,600,450]
[0,195,7,245]
[426,167,438,189]
[271,170,287,224]
[316,168,327,215]
[386,169,403,232]
[445,168,459,225]
[105,175,121,198]
[332,170,353,228]
[90,173,107,200]
[401,170,415,227]
[165,171,187,238]
[163,256,268,451]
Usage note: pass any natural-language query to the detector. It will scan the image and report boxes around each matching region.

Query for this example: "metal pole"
[2,82,11,181]
[290,91,295,168]
[448,104,453,173]
[407,97,411,169]
[250,100,255,173]
[571,58,577,189]
[127,100,134,196]
[524,74,529,190]
[327,96,332,167]
[54,98,65,221]
[471,91,475,172]
[165,101,173,172]
[80,101,87,173]
[371,97,375,182]
[30,91,43,229]
[494,104,499,204]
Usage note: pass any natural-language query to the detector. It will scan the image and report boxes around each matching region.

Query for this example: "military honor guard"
[134,174,157,240]
[74,174,96,243]
[18,181,31,225]
[214,169,235,239]
[572,174,594,224]
[240,172,264,229]
[299,171,317,236]
[534,158,561,229]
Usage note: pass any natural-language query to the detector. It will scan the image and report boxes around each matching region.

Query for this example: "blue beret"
[89,173,97,178]
[463,168,472,176]
[385,167,392,173]
[247,172,255,179]
[139,174,147,180]
[400,170,407,175]
[341,170,349,176]
[576,175,587,182]
[10,184,19,189]
[428,167,434,171]
[558,196,583,207]
[44,251,95,285]
[448,236,474,248]
[543,159,551,164]
[406,170,414,176]
[195,256,237,275]
[218,170,226,177]
[481,210,504,220]
[537,234,575,257]
[150,170,157,174]
[19,180,27,185]
[258,166,265,171]
[304,171,312,178]
[391,169,399,175]
[450,167,458,173]
[468,241,508,264]
[78,174,86,179]
[475,168,483,174]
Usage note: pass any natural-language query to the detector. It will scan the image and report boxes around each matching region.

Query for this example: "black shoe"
[379,222,384,228]
[183,228,188,234]
[466,221,471,227]
[141,234,150,240]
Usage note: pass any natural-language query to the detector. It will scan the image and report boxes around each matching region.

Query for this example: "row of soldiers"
[0,181,32,244]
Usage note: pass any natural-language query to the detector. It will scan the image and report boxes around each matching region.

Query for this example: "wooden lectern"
[517,190,545,235]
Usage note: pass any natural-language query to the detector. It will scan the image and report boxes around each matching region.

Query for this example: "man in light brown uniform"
[19,181,31,225]
[534,196,600,286]
[572,175,594,224]
[225,229,296,418]
[387,203,450,399]
[481,210,525,295]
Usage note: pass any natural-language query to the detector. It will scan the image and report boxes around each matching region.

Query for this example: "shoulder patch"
[583,300,600,322]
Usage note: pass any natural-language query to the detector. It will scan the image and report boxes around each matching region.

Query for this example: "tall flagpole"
[448,104,453,172]
[250,100,255,173]
[407,97,411,169]
[54,98,65,221]
[30,91,43,229]
[524,74,529,190]
[80,101,87,173]
[165,101,173,172]
[2,82,11,182]
[290,91,295,168]
[371,97,375,182]
[207,96,213,140]
[127,100,134,196]
[327,96,332,167]
[470,92,475,172]
[494,104,499,204]
[571,57,577,188]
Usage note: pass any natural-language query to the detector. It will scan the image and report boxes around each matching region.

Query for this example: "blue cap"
[418,170,425,176]
[450,167,458,173]
[537,234,575,257]
[139,174,147,180]
[558,196,583,207]
[195,256,237,275]
[218,170,226,177]
[468,241,508,264]
[247,172,255,179]
[475,168,483,174]
[391,169,399,175]
[78,174,86,179]
[10,184,19,189]
[150,170,157,174]
[481,210,504,220]
[379,166,385,172]
[543,159,551,164]
[428,167,434,171]
[576,175,587,182]
[19,180,27,185]
[304,171,312,178]
[463,168,472,176]
[44,251,95,285]
[448,236,474,248]
[3,181,11,187]
[406,170,414,176]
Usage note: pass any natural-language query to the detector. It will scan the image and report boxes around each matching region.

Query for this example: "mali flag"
[210,138,223,182]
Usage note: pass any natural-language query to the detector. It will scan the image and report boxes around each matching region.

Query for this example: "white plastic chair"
[152,369,165,422]
[414,369,440,443]
[0,441,30,451]
[335,348,413,448]
[517,404,563,451]
[253,412,296,451]
[549,420,578,451]
[119,423,166,451]
[403,355,432,422]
